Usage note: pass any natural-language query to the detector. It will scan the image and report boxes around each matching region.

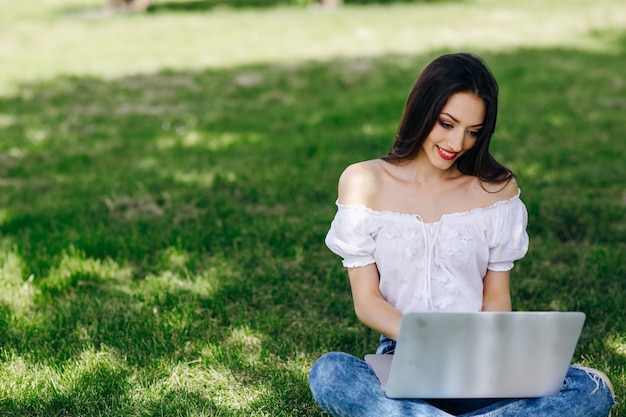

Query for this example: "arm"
[348,263,403,341]
[336,161,403,338]
[482,269,512,311]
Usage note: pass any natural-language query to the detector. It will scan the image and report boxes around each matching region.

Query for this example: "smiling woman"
[308,52,615,417]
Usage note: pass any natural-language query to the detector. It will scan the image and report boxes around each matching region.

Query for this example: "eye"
[438,120,453,129]
[468,130,481,138]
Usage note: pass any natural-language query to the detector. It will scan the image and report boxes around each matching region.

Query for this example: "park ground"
[0,0,625,415]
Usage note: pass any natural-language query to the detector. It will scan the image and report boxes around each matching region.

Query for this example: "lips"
[436,145,457,161]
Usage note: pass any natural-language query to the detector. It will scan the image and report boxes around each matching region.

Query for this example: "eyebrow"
[441,112,484,128]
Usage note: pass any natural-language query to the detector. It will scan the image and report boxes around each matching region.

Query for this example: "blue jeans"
[309,338,614,417]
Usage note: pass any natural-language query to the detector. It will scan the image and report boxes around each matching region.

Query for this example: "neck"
[402,156,464,185]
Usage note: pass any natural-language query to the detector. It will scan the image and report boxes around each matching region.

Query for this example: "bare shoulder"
[337,159,385,206]
[475,176,520,206]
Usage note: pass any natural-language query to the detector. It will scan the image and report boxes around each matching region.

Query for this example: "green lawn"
[0,0,625,415]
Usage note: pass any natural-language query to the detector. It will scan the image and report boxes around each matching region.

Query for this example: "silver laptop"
[365,311,585,399]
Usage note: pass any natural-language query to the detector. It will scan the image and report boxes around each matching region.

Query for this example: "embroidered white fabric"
[325,190,530,313]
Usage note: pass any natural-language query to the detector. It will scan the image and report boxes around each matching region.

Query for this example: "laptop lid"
[365,311,585,399]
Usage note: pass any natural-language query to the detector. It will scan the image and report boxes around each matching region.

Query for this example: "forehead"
[441,92,485,124]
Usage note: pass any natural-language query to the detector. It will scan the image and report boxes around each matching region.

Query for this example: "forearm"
[353,296,403,341]
[347,264,403,341]
[482,293,512,311]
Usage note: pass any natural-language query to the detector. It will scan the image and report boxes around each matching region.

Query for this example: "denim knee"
[309,352,352,397]
[570,366,615,399]
[309,352,360,414]
[565,366,615,416]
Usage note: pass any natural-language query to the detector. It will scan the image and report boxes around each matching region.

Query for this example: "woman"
[308,53,614,417]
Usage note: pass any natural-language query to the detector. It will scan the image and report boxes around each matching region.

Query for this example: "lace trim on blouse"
[334,189,523,224]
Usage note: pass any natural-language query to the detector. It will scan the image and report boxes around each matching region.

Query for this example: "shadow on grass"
[146,0,464,13]
[0,38,625,415]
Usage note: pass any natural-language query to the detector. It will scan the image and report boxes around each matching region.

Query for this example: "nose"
[447,129,466,152]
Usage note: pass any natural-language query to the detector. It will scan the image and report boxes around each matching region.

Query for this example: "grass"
[0,0,625,415]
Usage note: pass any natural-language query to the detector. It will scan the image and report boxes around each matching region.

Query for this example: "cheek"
[426,127,445,143]
[465,137,479,150]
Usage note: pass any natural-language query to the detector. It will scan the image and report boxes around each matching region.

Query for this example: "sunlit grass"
[1,0,625,90]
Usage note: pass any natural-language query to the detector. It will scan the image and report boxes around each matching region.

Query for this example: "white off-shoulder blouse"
[325,190,529,313]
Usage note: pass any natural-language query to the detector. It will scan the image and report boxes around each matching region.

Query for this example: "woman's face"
[420,92,485,171]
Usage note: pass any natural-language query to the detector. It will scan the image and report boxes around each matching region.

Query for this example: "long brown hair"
[382,53,512,183]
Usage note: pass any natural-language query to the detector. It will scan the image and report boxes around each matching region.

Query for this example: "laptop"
[365,311,585,399]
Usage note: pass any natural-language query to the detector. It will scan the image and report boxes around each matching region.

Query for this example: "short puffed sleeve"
[325,204,378,268]
[487,196,530,272]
